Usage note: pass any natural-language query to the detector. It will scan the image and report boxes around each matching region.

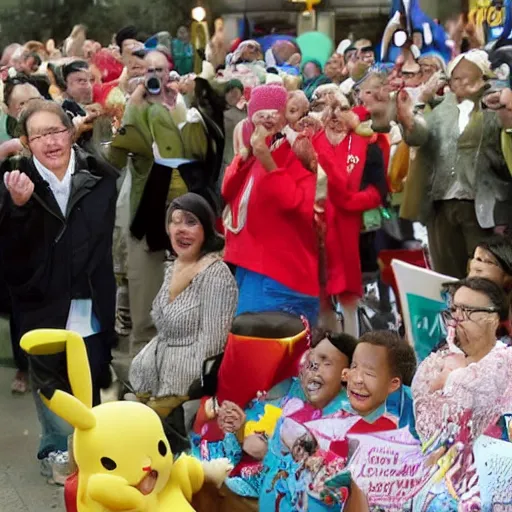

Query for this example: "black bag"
[380,206,406,241]
[187,352,224,400]
[161,406,191,455]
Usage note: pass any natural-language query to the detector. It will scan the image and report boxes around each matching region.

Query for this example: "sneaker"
[40,457,53,478]
[45,451,71,486]
[11,371,29,394]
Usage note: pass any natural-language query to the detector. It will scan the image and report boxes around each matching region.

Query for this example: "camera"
[145,75,162,95]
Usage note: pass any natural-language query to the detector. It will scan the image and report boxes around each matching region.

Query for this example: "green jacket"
[108,101,208,221]
[403,93,507,228]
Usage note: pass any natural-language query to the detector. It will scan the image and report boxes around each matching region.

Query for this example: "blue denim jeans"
[32,387,74,460]
[235,267,320,326]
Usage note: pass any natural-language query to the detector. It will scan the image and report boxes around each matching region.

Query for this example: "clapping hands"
[217,400,246,434]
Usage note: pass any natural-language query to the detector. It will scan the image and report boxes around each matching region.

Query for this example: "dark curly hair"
[358,330,417,387]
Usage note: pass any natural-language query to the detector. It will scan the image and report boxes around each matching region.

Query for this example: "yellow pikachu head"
[21,329,174,507]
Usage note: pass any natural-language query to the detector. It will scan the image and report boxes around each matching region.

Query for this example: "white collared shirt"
[33,148,100,337]
[33,149,76,217]
[457,99,475,135]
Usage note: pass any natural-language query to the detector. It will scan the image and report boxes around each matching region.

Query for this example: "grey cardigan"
[129,259,238,397]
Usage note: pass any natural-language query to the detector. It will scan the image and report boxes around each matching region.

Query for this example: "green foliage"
[0,0,211,49]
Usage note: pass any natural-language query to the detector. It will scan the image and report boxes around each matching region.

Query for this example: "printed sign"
[474,435,512,511]
[348,428,431,512]
[392,260,456,361]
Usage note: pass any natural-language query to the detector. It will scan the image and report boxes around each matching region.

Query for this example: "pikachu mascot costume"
[21,329,232,512]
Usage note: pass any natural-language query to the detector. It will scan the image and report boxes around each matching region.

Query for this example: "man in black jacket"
[0,99,117,469]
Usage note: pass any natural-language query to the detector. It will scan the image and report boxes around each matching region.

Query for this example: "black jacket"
[0,147,117,345]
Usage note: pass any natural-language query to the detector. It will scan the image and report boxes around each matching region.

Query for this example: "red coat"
[222,139,319,296]
[314,131,384,298]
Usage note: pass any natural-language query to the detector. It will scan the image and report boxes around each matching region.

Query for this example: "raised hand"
[419,71,446,104]
[0,138,23,160]
[396,89,415,130]
[4,170,34,207]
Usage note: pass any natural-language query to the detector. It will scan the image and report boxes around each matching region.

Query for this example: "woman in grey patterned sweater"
[129,193,238,407]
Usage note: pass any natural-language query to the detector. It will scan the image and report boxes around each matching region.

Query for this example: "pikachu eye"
[158,440,167,457]
[101,457,117,471]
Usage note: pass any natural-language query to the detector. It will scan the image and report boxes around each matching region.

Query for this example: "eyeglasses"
[147,67,165,74]
[442,304,500,324]
[28,128,69,144]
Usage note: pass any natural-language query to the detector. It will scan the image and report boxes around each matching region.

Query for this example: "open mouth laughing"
[175,237,194,250]
[348,388,371,405]
[306,377,323,395]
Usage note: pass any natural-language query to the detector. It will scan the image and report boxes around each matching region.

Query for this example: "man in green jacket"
[396,50,510,278]
[109,49,208,349]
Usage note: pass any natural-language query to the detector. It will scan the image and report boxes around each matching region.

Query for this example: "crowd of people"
[1,2,512,511]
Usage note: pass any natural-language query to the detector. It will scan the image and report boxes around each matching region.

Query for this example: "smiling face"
[450,58,486,102]
[251,109,285,135]
[301,338,349,410]
[25,111,72,174]
[168,209,205,261]
[345,343,400,417]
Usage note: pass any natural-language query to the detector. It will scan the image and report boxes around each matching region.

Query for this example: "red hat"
[230,37,242,54]
[248,83,288,120]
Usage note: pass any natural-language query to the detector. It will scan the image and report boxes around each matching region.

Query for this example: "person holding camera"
[108,49,210,349]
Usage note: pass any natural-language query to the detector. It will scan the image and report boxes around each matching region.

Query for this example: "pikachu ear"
[40,389,96,431]
[21,329,93,409]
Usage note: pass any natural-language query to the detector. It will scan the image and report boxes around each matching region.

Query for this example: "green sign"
[406,293,448,362]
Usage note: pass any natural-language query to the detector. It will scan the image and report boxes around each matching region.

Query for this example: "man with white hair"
[396,49,510,278]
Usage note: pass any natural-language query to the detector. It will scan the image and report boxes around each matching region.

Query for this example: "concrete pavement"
[0,367,65,512]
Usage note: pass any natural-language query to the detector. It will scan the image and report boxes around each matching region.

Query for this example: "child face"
[344,343,400,417]
[302,338,349,410]
[286,97,306,129]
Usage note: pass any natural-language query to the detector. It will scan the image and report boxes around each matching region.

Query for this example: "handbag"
[380,205,406,241]
[362,203,405,242]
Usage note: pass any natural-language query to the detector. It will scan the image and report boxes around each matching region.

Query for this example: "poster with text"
[474,435,512,511]
[391,260,456,361]
[347,428,431,512]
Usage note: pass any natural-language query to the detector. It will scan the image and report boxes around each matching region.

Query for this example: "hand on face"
[128,83,147,106]
[4,170,35,207]
[419,71,446,104]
